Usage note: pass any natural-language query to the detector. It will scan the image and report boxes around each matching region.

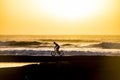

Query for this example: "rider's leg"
[56,49,60,55]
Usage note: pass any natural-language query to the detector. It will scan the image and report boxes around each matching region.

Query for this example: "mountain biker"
[53,42,60,53]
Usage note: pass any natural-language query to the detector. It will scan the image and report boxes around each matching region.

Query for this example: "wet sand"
[0,56,120,80]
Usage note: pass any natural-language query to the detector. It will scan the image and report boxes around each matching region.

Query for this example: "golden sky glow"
[0,0,120,35]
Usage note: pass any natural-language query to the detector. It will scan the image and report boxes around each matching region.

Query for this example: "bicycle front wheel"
[59,51,64,56]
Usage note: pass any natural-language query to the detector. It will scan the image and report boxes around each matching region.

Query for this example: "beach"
[0,35,120,80]
[0,56,120,80]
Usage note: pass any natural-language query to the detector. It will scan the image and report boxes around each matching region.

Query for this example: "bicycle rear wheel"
[51,51,56,56]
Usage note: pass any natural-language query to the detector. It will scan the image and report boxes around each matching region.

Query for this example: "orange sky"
[0,0,120,35]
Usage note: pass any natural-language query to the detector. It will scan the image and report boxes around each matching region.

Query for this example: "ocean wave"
[0,41,40,45]
[39,39,99,42]
[1,41,120,49]
[0,41,51,48]
[85,42,120,49]
[0,41,78,48]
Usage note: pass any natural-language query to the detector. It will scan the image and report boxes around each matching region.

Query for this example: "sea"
[0,35,120,56]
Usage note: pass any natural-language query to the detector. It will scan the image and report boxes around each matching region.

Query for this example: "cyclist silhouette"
[53,42,60,52]
[51,42,64,56]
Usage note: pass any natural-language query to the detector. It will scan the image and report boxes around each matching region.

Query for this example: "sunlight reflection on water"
[0,62,40,68]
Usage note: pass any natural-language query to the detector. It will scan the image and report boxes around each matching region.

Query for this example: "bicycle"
[51,50,64,56]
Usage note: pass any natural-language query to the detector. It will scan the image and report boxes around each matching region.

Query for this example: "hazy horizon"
[0,34,120,36]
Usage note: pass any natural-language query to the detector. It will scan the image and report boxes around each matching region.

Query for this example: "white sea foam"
[0,48,120,56]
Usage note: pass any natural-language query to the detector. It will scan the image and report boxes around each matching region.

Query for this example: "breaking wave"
[0,41,52,48]
[0,41,120,49]
[85,42,120,49]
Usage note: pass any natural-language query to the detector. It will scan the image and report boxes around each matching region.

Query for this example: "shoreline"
[0,55,120,62]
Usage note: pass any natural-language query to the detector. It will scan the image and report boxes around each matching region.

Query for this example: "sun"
[40,0,104,20]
